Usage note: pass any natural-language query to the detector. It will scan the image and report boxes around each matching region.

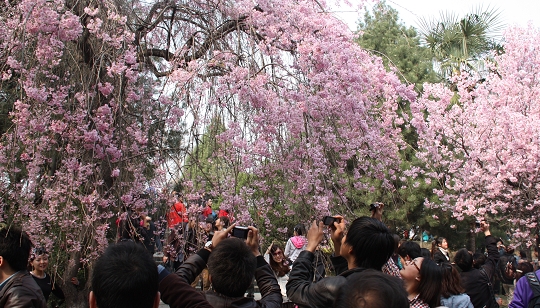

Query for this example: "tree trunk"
[466,221,476,251]
[62,251,90,307]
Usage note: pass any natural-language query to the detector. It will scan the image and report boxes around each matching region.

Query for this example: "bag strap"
[480,267,499,308]
[526,272,540,308]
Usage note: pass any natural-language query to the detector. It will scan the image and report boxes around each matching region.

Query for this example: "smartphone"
[232,226,249,239]
[323,216,337,226]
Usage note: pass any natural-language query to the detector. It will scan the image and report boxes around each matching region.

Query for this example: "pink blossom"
[97,82,113,97]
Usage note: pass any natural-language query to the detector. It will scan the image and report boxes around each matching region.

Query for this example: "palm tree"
[419,6,504,80]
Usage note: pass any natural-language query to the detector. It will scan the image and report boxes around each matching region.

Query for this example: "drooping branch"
[182,16,248,62]
[141,48,174,60]
[138,13,249,77]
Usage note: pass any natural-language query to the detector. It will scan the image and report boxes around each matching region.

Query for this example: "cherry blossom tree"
[411,26,540,246]
[1,0,415,305]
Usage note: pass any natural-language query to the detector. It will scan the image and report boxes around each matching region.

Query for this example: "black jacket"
[286,250,366,308]
[163,248,282,308]
[433,249,450,264]
[460,235,500,308]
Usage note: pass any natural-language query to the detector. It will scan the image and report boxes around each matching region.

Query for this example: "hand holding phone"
[323,216,337,226]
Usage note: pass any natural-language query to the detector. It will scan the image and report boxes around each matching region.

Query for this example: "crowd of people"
[3,198,540,308]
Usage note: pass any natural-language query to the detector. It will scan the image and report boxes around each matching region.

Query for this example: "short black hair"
[421,248,431,260]
[92,242,158,308]
[0,225,33,271]
[207,238,256,297]
[472,251,486,269]
[454,248,473,272]
[398,241,422,259]
[335,270,409,308]
[345,217,394,270]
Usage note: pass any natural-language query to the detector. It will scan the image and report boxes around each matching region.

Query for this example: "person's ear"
[89,291,97,308]
[153,292,160,308]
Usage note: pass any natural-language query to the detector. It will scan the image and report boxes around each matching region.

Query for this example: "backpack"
[527,272,540,308]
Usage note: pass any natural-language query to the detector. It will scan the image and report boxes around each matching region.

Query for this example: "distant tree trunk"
[466,221,476,252]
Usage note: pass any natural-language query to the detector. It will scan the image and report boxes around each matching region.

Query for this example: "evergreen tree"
[357,1,437,91]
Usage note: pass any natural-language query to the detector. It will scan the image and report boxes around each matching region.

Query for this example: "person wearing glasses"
[265,243,294,307]
[400,256,443,308]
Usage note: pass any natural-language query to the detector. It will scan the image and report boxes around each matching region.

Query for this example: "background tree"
[357,1,436,91]
[411,26,540,249]
[354,1,460,241]
[419,7,504,81]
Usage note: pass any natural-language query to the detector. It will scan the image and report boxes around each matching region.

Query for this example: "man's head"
[335,270,409,308]
[341,217,394,270]
[207,238,256,297]
[0,225,33,272]
[398,241,422,261]
[454,248,473,272]
[90,242,159,308]
[505,246,515,255]
[472,251,486,269]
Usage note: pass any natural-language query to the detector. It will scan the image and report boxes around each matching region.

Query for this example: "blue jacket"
[441,293,474,308]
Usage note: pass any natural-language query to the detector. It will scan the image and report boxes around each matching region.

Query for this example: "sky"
[333,0,540,32]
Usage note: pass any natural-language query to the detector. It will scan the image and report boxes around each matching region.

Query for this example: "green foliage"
[183,116,227,192]
[356,1,437,91]
[418,6,503,80]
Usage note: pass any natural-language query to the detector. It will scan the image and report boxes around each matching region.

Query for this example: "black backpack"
[526,272,540,308]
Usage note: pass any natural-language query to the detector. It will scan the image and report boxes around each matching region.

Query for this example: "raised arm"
[480,221,499,279]
[286,221,343,308]
[246,226,281,308]
[158,265,213,308]
[175,224,235,284]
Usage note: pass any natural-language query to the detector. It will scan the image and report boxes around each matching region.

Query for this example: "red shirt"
[167,202,187,228]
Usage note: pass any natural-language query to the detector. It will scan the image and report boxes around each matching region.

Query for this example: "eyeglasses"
[408,258,421,272]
